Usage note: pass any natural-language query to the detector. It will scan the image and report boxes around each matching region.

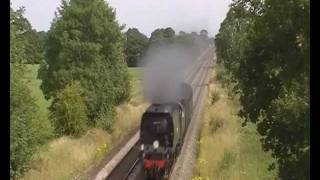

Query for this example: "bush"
[50,81,88,137]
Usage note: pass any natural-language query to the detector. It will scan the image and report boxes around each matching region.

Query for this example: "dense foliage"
[215,0,309,179]
[40,0,130,130]
[50,81,88,136]
[125,28,148,67]
[10,7,53,179]
[10,64,38,179]
[149,27,175,45]
[10,7,44,64]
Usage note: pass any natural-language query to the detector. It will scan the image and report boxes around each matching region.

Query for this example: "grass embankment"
[20,66,147,180]
[193,68,278,180]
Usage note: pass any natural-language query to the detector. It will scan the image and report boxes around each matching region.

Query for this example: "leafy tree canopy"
[215,0,309,179]
[40,0,130,128]
[125,28,148,67]
[149,27,175,45]
[10,7,44,64]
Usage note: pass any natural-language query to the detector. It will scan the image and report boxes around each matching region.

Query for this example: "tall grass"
[20,98,148,180]
[193,69,278,180]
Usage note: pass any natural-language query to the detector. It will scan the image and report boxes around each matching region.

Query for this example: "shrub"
[50,81,88,137]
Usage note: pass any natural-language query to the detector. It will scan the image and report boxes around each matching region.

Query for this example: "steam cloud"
[140,44,195,103]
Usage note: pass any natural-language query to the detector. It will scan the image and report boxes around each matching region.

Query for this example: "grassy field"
[193,69,278,180]
[24,64,54,143]
[128,67,143,97]
[24,64,52,110]
[20,65,147,180]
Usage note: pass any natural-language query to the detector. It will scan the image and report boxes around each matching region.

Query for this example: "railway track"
[94,49,213,180]
[170,51,212,180]
[106,141,141,180]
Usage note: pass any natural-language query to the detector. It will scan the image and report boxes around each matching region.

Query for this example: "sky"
[11,0,232,37]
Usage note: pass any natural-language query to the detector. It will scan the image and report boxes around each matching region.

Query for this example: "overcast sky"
[11,0,232,37]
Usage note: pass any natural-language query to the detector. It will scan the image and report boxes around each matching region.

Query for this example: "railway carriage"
[140,83,193,179]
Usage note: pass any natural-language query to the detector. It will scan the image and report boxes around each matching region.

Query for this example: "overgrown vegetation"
[16,64,146,180]
[10,7,53,179]
[50,81,88,137]
[20,101,148,180]
[215,0,309,178]
[194,69,278,180]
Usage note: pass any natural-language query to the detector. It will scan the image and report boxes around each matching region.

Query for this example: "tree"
[40,0,130,130]
[10,7,44,64]
[175,31,194,47]
[200,29,208,38]
[37,31,48,56]
[125,28,148,67]
[163,27,175,39]
[149,27,175,45]
[215,0,310,179]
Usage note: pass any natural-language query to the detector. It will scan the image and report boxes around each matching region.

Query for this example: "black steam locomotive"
[140,83,193,179]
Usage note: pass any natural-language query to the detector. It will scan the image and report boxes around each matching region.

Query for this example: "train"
[140,83,193,179]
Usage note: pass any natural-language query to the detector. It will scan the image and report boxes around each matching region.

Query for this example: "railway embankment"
[192,64,278,180]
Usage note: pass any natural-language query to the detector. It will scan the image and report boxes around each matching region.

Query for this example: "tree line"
[10,0,211,179]
[125,27,212,67]
[215,0,309,179]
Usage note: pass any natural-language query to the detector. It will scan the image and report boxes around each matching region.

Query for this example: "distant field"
[128,67,143,97]
[24,64,52,130]
[24,65,143,105]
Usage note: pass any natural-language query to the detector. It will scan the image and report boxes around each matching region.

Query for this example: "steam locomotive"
[140,83,193,179]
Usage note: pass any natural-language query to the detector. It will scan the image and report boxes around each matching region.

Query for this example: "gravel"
[169,50,213,180]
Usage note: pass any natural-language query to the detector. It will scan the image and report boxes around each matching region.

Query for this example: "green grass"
[128,67,143,97]
[24,64,52,113]
[23,64,54,143]
[239,123,278,179]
